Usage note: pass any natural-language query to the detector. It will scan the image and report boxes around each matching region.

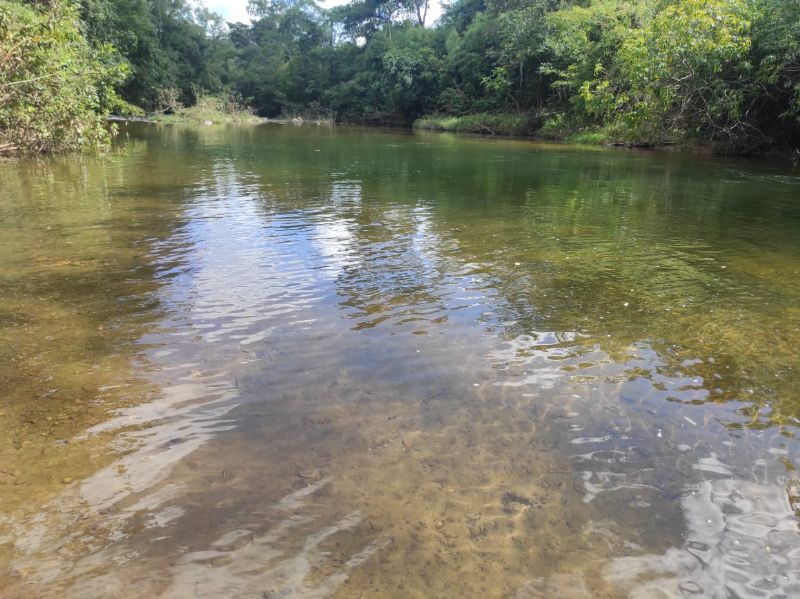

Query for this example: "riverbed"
[1,123,799,598]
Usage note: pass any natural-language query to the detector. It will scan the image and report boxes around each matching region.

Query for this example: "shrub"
[0,0,126,154]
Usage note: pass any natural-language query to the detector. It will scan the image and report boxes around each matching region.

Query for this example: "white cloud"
[205,0,250,23]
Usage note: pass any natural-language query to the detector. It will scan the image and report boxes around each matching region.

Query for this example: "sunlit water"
[1,124,800,598]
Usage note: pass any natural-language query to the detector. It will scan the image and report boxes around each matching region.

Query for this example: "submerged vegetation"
[2,0,800,154]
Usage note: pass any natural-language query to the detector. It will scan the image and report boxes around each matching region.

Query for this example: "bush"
[414,113,541,136]
[0,0,126,154]
[152,90,258,125]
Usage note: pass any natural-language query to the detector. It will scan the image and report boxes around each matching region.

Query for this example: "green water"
[1,123,799,598]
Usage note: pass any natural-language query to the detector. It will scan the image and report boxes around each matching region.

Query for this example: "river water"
[1,124,800,598]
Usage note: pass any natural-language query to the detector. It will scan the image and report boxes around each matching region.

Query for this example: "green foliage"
[490,0,800,151]
[228,1,328,117]
[381,26,442,116]
[80,0,235,110]
[151,89,257,124]
[414,112,540,135]
[5,0,800,154]
[612,0,754,144]
[541,1,644,111]
[749,0,800,142]
[0,0,126,154]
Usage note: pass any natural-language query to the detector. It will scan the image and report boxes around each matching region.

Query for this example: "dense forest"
[2,0,800,154]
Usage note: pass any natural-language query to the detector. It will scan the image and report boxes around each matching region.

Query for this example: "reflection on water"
[1,124,799,597]
[607,478,800,597]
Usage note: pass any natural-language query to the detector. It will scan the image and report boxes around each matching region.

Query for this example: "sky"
[204,0,444,26]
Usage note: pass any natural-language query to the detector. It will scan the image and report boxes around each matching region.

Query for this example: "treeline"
[2,0,800,154]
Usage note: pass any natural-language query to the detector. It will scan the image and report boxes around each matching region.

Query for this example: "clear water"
[1,123,799,598]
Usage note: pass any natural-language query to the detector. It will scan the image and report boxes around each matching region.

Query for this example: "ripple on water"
[606,478,800,598]
[2,126,800,598]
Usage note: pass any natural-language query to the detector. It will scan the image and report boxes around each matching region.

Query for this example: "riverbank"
[414,113,541,138]
[109,115,336,127]
[414,113,800,160]
[104,110,796,161]
[413,112,679,147]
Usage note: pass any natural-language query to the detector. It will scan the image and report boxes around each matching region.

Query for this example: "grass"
[414,112,618,145]
[413,113,542,137]
[538,113,613,145]
[151,93,262,126]
[540,113,682,147]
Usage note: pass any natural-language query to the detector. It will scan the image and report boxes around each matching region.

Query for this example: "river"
[1,123,799,598]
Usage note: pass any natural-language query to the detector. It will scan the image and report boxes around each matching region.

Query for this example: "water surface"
[1,124,800,598]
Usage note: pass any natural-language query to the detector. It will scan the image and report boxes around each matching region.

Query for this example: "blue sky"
[204,0,443,25]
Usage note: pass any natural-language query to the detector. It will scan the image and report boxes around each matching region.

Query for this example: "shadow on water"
[0,123,799,597]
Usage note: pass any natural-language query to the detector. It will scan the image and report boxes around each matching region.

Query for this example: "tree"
[6,0,800,154]
[613,0,754,145]
[381,25,443,115]
[749,0,800,146]
[0,0,126,153]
